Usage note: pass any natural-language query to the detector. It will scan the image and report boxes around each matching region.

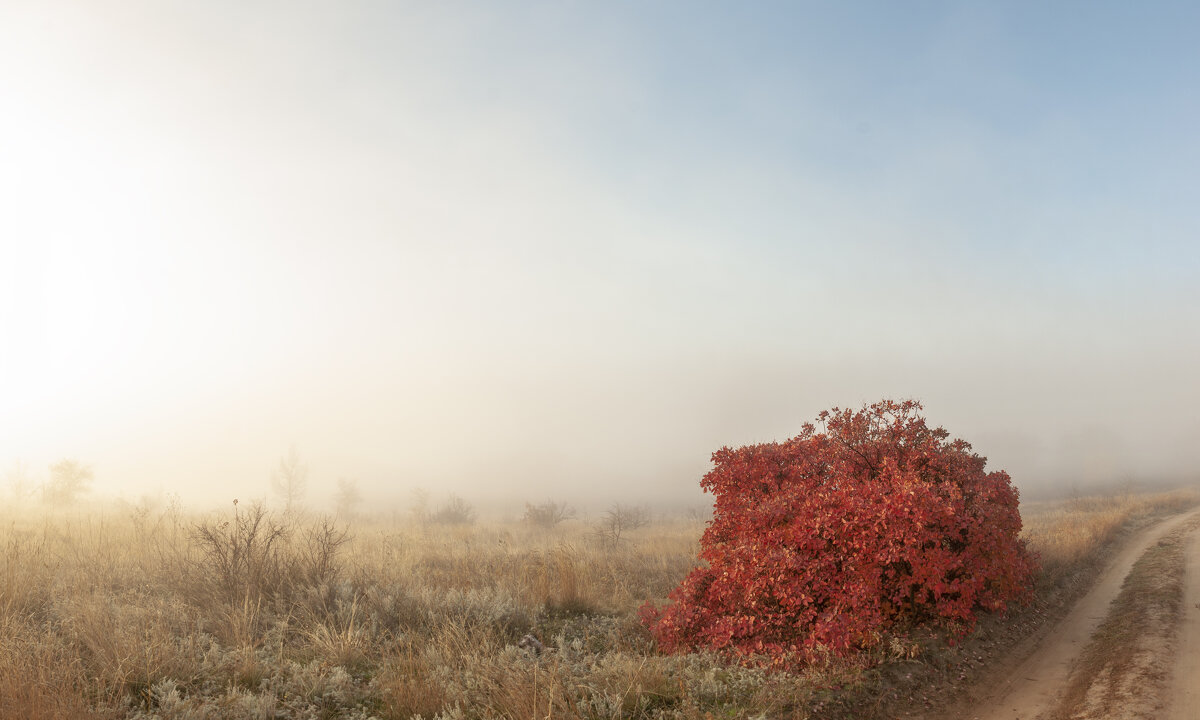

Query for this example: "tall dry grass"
[0,487,1195,719]
[1020,488,1199,588]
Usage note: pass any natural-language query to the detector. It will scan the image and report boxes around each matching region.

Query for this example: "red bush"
[641,400,1036,666]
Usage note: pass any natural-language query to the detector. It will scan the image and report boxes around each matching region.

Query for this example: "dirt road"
[1168,526,1200,720]
[967,507,1200,720]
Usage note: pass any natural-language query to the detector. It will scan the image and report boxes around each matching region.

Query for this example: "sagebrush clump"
[641,399,1037,667]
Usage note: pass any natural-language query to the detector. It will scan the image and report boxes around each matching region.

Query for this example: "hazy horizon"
[3,2,1198,511]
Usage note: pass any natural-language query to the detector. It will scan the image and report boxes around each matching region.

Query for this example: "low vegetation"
[0,486,1196,719]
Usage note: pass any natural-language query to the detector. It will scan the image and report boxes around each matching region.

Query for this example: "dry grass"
[0,487,1195,719]
[1021,488,1199,589]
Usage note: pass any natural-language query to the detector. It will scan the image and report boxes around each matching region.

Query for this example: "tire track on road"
[971,507,1200,720]
[1167,526,1200,720]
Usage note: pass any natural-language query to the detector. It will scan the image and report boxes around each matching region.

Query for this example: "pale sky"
[2,1,1198,510]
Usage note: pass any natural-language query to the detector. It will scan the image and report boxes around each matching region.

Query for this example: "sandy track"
[969,507,1200,720]
[1168,526,1200,720]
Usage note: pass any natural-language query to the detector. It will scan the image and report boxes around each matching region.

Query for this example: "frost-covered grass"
[1,487,1196,719]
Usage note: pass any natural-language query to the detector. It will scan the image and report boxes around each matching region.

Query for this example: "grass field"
[1,487,1196,720]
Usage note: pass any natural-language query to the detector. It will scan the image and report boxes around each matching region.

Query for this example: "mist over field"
[2,2,1198,513]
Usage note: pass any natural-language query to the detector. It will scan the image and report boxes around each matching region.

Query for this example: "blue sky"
[1,2,1197,508]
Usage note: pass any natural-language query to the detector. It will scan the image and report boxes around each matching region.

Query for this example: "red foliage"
[641,400,1036,667]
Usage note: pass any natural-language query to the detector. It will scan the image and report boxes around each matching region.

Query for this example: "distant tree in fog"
[431,493,476,525]
[4,461,35,504]
[409,487,430,523]
[594,503,650,544]
[523,500,575,528]
[271,445,308,513]
[43,459,93,506]
[334,477,363,519]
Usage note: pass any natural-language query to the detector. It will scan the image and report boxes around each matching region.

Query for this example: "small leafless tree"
[594,503,650,544]
[334,477,363,519]
[523,500,576,529]
[43,459,93,506]
[271,445,308,513]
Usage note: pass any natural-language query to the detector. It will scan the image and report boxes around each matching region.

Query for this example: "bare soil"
[807,507,1200,720]
[1166,525,1200,720]
[939,508,1200,720]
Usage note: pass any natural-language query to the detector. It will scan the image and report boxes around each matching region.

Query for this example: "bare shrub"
[522,500,575,529]
[594,503,650,544]
[297,517,351,589]
[431,494,476,525]
[187,502,353,616]
[188,501,291,606]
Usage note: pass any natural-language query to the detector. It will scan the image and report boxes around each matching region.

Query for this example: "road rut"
[970,507,1200,720]
[1167,526,1200,720]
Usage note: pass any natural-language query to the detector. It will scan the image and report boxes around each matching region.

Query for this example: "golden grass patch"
[0,487,1194,719]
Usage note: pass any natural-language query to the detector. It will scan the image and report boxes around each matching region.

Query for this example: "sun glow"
[1,72,175,442]
[2,2,1198,505]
